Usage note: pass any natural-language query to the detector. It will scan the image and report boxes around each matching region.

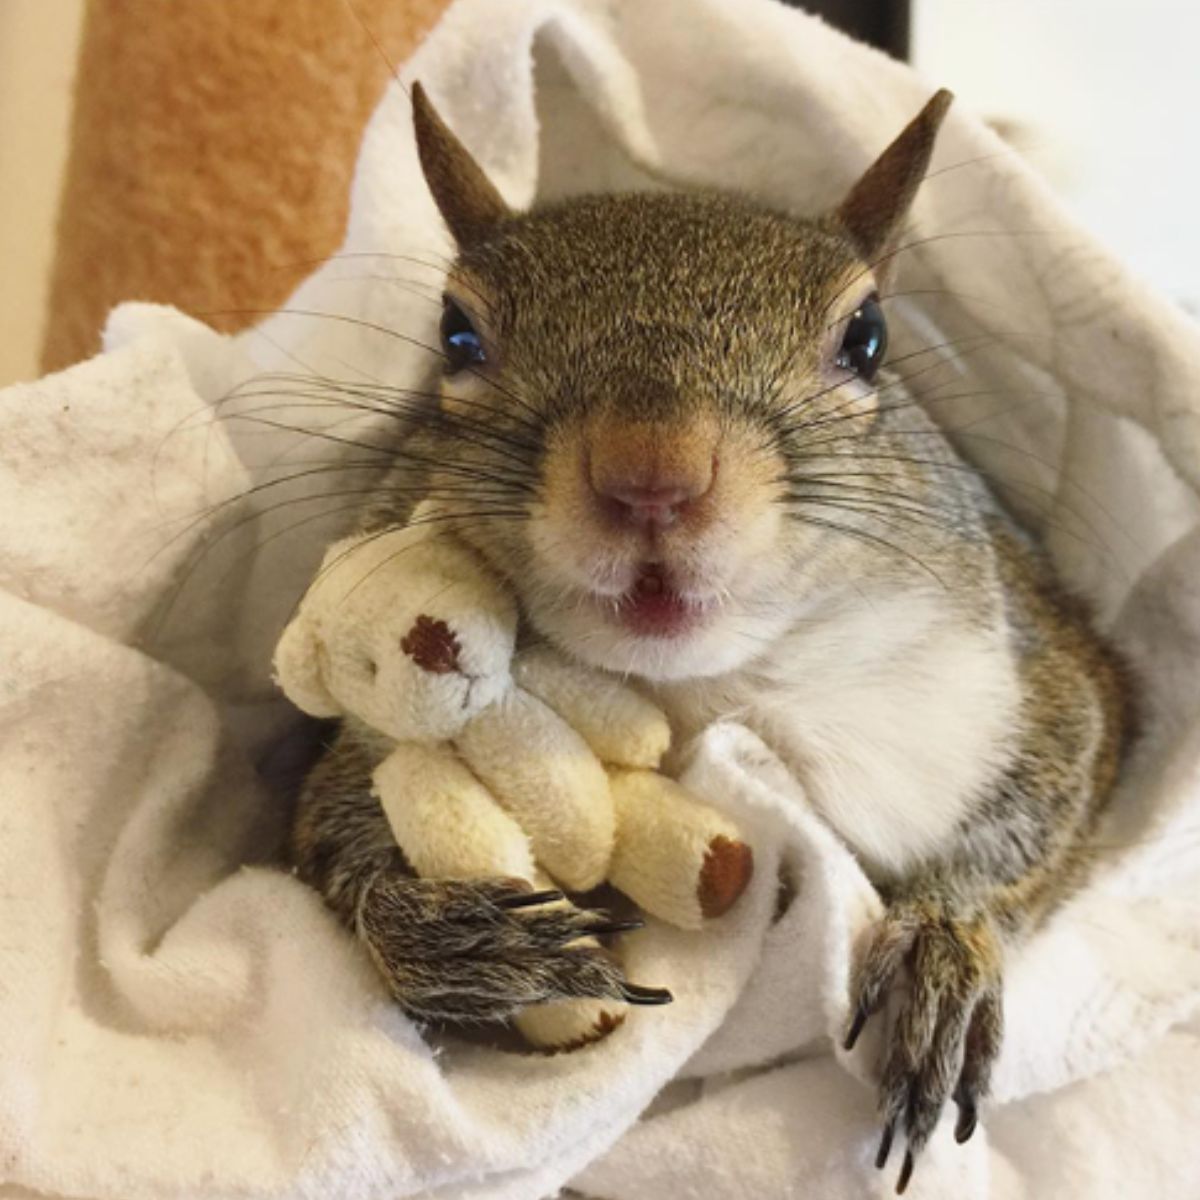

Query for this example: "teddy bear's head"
[274,526,517,742]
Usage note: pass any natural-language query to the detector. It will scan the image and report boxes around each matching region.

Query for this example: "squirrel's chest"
[653,594,1022,879]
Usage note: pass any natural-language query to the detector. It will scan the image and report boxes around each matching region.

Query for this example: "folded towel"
[3,1,1200,1198]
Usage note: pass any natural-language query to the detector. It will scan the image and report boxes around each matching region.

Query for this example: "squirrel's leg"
[289,725,637,1026]
[373,741,646,1051]
[844,527,1135,1193]
[607,768,754,930]
[845,718,1124,1192]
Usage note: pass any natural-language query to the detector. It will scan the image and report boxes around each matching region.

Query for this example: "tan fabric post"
[41,0,450,372]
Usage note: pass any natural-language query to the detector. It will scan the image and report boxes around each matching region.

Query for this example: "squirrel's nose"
[594,480,700,529]
[588,432,716,530]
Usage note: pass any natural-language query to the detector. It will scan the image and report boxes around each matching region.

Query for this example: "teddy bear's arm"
[455,688,615,893]
[373,742,536,881]
[512,647,671,769]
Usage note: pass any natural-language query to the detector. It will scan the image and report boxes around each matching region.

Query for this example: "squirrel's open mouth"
[612,564,703,638]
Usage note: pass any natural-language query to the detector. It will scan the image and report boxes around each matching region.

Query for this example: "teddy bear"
[273,508,753,1049]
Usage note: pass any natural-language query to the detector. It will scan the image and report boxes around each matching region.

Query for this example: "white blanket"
[4,1,1200,1197]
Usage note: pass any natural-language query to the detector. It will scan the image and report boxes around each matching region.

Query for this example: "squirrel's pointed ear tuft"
[835,89,953,265]
[412,81,511,248]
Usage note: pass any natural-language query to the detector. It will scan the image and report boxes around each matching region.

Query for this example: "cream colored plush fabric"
[3,1,1200,1197]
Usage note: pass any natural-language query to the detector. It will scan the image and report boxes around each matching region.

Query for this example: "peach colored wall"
[0,0,86,385]
[40,0,449,375]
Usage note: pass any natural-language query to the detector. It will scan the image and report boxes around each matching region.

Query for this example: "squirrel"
[288,83,1134,1191]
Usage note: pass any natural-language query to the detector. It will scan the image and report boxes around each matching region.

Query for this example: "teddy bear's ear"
[273,613,342,718]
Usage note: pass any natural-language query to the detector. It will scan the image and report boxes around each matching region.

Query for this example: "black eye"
[835,295,887,381]
[440,299,486,374]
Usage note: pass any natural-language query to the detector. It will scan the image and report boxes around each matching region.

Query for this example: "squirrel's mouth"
[612,564,703,638]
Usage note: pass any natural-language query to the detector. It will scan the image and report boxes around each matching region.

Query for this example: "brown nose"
[588,424,716,530]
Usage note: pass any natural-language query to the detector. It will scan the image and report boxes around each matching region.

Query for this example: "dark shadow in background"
[785,0,910,60]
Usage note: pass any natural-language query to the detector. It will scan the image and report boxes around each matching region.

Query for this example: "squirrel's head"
[406,83,952,681]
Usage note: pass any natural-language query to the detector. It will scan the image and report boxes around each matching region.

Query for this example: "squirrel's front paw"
[357,874,670,1025]
[843,899,1003,1194]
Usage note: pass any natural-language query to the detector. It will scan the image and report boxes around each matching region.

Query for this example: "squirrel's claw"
[874,1121,915,1196]
[843,1004,869,1051]
[583,915,646,937]
[495,887,565,909]
[875,1120,895,1169]
[619,982,674,1005]
[954,1092,979,1144]
[954,981,1002,1135]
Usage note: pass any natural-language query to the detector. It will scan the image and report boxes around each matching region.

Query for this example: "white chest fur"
[653,588,1021,880]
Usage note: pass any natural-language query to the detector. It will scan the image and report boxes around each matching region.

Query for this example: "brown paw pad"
[400,614,461,674]
[548,1010,626,1054]
[698,836,754,918]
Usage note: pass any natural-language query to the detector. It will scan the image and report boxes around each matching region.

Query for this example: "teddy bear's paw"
[512,933,674,1051]
[515,996,627,1052]
[698,836,755,919]
[608,769,754,930]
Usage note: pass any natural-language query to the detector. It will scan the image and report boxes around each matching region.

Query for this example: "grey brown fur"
[287,87,1134,1187]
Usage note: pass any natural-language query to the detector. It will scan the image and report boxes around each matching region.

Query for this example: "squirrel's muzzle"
[586,416,718,533]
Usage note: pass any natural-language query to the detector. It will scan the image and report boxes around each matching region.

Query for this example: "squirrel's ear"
[412,81,511,248]
[834,89,953,265]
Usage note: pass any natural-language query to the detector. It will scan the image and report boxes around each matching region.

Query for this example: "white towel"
[3,1,1200,1197]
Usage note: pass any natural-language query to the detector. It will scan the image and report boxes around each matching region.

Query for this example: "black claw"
[844,1005,868,1051]
[896,1150,915,1195]
[497,888,564,910]
[955,1098,978,1144]
[586,916,646,937]
[619,982,674,1006]
[875,1122,895,1170]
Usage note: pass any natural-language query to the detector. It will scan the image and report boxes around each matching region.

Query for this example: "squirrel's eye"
[440,299,486,373]
[835,295,887,381]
